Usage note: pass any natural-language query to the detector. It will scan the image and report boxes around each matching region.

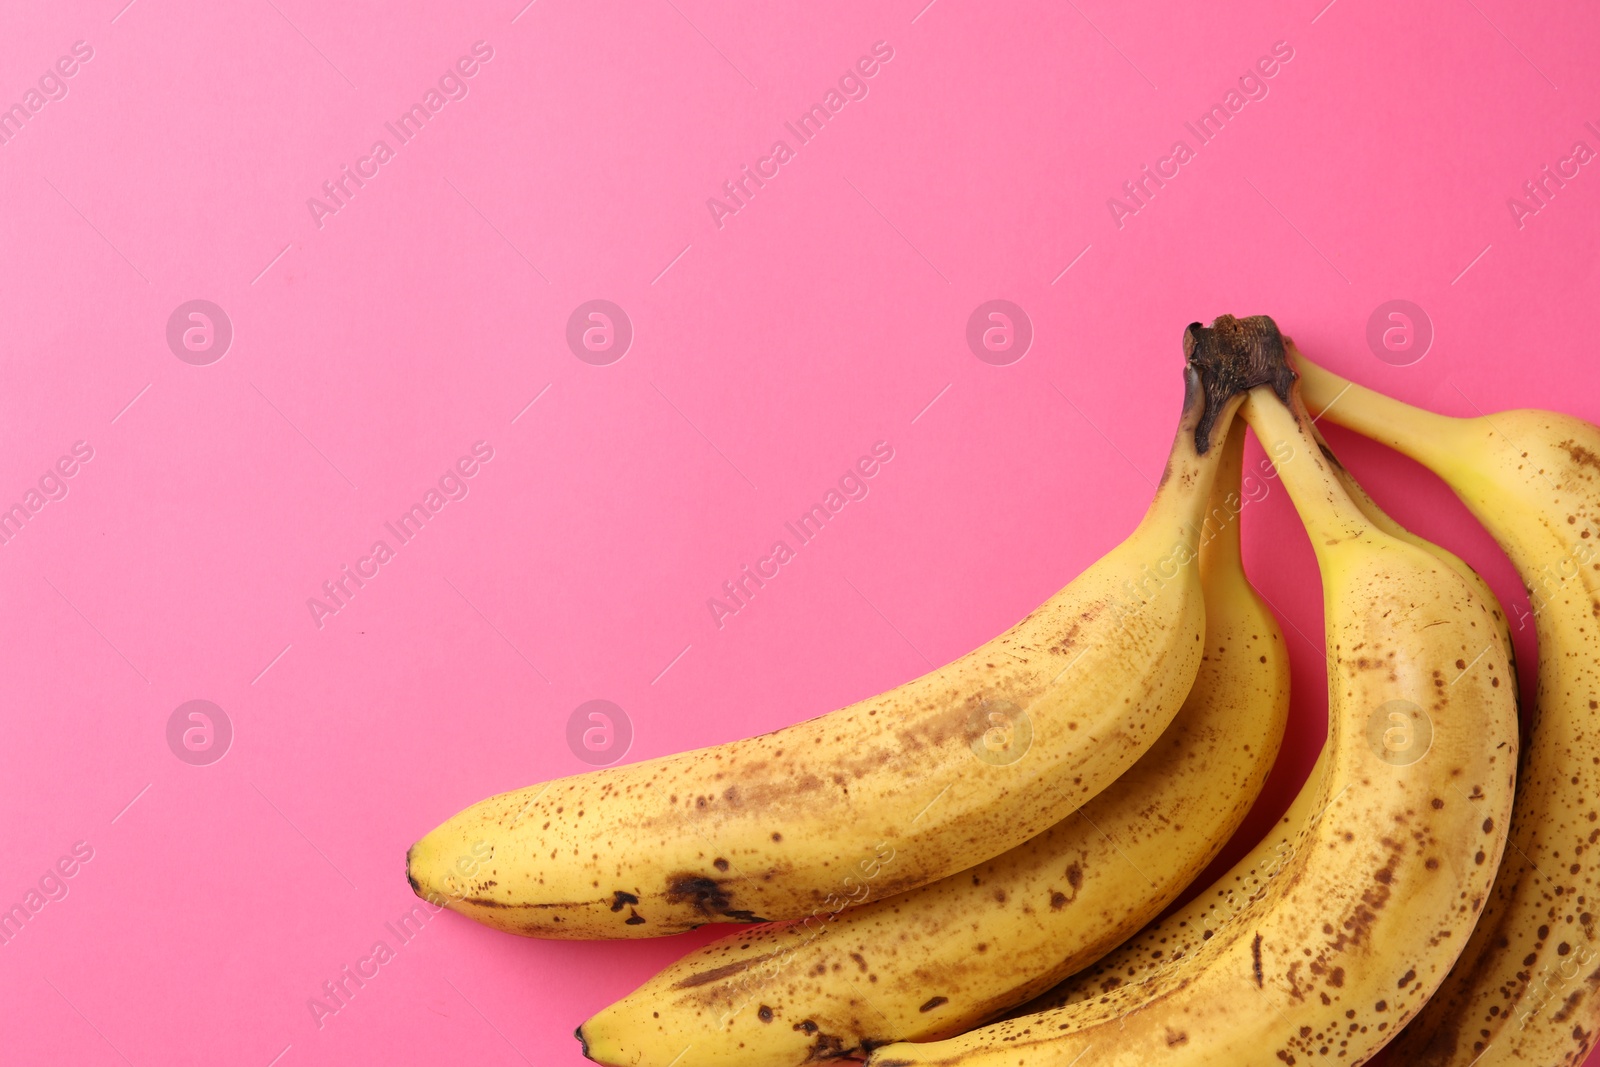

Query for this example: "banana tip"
[574,1023,594,1061]
[404,843,422,896]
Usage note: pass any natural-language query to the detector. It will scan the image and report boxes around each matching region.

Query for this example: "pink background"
[1,0,1597,1063]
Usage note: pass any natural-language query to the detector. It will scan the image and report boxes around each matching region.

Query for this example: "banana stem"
[1138,366,1244,553]
[1290,346,1472,469]
[1145,312,1306,553]
[1242,386,1371,557]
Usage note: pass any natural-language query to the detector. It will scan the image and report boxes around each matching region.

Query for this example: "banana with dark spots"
[1017,416,1517,1017]
[867,327,1518,1067]
[576,417,1290,1065]
[405,331,1260,941]
[1297,349,1600,1067]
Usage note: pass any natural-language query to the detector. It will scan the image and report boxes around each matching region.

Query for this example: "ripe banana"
[408,343,1244,940]
[1296,349,1600,1067]
[576,418,1290,1065]
[1015,421,1515,1014]
[867,336,1518,1067]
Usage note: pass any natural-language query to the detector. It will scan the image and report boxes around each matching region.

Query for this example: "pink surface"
[1,0,1597,1063]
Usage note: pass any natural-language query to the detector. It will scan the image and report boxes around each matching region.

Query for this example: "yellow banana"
[576,418,1289,1065]
[1015,421,1515,1014]
[867,321,1518,1067]
[1296,349,1600,1067]
[407,333,1246,940]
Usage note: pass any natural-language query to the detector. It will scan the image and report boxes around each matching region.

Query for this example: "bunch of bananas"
[406,314,1600,1067]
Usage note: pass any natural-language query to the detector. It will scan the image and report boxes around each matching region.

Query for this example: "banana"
[407,337,1246,940]
[866,322,1518,1067]
[1295,349,1600,1067]
[575,418,1290,1065]
[1014,422,1515,1015]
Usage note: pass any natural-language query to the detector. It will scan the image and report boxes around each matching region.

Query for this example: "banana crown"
[861,317,1517,1067]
